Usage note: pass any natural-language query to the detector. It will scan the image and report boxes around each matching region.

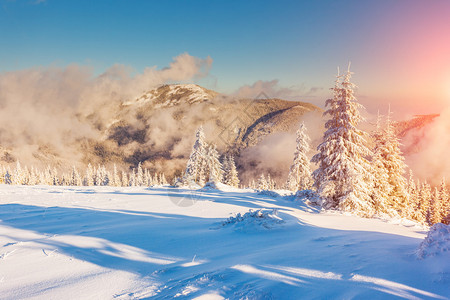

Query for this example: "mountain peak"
[123,83,218,107]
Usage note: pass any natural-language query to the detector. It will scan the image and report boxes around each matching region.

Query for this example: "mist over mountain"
[0,81,322,183]
[0,61,445,185]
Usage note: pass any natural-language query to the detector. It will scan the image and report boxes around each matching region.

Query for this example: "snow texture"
[0,185,448,299]
[221,209,284,230]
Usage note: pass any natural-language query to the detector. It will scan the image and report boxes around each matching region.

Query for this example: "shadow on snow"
[0,187,446,299]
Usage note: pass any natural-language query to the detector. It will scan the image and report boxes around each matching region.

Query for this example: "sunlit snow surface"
[0,185,448,299]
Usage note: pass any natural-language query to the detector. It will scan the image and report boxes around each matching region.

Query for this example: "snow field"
[0,185,448,299]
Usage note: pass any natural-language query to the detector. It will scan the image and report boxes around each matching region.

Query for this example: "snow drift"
[417,223,450,258]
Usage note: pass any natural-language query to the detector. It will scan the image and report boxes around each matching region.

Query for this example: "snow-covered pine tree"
[60,173,68,186]
[37,171,45,185]
[430,187,442,224]
[286,122,313,192]
[121,171,128,187]
[267,173,275,190]
[406,172,421,220]
[407,170,415,196]
[13,161,23,185]
[94,166,101,186]
[94,166,102,186]
[112,164,120,187]
[224,155,240,187]
[28,167,38,185]
[136,162,144,186]
[160,173,168,185]
[438,179,449,222]
[409,179,424,222]
[52,167,59,186]
[84,164,94,186]
[69,166,76,186]
[311,67,374,216]
[222,156,230,181]
[371,112,394,215]
[143,169,150,186]
[150,172,156,185]
[44,166,52,185]
[104,169,111,186]
[418,182,432,224]
[206,145,223,183]
[184,126,208,185]
[23,166,31,185]
[129,169,136,186]
[381,107,409,216]
[151,173,157,185]
[257,174,268,191]
[172,176,179,186]
[95,165,109,186]
[77,169,84,186]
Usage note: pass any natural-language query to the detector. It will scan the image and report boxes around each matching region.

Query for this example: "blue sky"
[1,0,450,114]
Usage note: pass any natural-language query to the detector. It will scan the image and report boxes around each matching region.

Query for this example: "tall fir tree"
[44,166,52,185]
[112,164,120,187]
[184,126,208,185]
[52,167,59,186]
[129,169,136,186]
[438,179,449,222]
[13,161,23,185]
[70,166,82,186]
[84,164,94,186]
[160,173,168,185]
[257,174,268,190]
[406,172,421,221]
[382,107,409,215]
[121,171,128,187]
[430,187,442,224]
[224,155,240,187]
[418,182,432,224]
[311,67,374,216]
[286,122,312,191]
[371,112,393,215]
[136,162,144,186]
[28,167,38,185]
[267,173,275,190]
[206,145,223,183]
[22,166,30,185]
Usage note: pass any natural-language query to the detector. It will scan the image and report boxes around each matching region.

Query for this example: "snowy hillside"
[122,84,218,107]
[0,185,448,299]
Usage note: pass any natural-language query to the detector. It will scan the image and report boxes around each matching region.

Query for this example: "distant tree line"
[0,162,168,187]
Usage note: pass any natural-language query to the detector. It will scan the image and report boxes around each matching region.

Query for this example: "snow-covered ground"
[0,185,448,299]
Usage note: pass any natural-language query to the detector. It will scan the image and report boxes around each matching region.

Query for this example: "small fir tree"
[286,122,312,191]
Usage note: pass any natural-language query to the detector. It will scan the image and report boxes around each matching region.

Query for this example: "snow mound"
[295,189,322,206]
[201,181,248,193]
[222,209,284,230]
[173,179,202,189]
[257,189,285,198]
[201,181,231,191]
[417,223,450,258]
